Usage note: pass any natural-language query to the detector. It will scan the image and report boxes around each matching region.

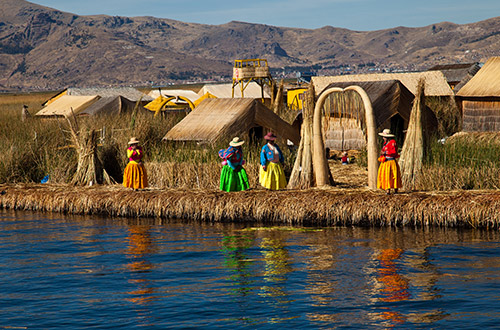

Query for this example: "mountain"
[1,0,499,91]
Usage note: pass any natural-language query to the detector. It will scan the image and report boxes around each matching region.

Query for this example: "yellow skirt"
[123,162,148,189]
[259,162,287,190]
[377,159,402,190]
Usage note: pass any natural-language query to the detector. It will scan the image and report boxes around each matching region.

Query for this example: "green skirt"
[219,165,249,192]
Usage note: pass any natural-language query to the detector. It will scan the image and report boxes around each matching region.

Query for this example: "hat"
[378,129,395,138]
[229,137,245,147]
[128,137,140,145]
[264,132,277,141]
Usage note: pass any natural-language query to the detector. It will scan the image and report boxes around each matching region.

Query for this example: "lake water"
[1,209,500,329]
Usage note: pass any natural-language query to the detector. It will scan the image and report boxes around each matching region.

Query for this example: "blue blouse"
[260,143,284,167]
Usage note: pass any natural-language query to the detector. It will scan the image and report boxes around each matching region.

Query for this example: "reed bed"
[1,183,500,229]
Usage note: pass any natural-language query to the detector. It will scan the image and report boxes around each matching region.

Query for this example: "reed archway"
[313,86,378,189]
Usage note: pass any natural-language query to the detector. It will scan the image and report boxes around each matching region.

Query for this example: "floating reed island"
[1,183,500,229]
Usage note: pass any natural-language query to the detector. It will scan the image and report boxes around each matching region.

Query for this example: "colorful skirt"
[123,162,148,189]
[377,159,402,190]
[259,162,287,190]
[219,165,249,192]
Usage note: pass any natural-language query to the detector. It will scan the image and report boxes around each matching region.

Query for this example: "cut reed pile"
[1,183,500,229]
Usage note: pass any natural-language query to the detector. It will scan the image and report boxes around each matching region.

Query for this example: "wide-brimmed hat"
[229,137,245,147]
[378,129,395,138]
[128,137,140,145]
[264,132,277,141]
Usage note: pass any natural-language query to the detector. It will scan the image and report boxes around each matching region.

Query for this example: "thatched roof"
[79,96,146,116]
[36,95,100,117]
[456,57,500,97]
[43,87,152,106]
[198,82,271,98]
[148,89,200,103]
[163,98,300,144]
[427,62,481,86]
[312,71,454,97]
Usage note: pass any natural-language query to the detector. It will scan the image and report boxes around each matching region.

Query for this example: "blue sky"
[31,0,500,31]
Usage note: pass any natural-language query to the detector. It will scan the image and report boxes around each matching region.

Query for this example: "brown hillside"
[0,0,499,90]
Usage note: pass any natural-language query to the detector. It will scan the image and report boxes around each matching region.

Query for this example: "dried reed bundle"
[400,79,425,190]
[272,79,284,115]
[65,114,113,186]
[288,83,315,189]
[2,183,500,229]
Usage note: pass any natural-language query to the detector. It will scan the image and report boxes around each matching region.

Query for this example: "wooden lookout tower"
[232,59,273,99]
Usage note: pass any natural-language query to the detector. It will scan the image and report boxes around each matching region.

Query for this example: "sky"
[30,0,500,31]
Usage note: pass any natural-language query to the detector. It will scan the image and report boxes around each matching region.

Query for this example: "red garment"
[381,139,399,158]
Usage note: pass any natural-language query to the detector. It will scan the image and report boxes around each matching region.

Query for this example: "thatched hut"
[35,95,100,117]
[312,71,454,97]
[296,80,438,150]
[42,87,152,106]
[456,57,500,132]
[427,62,481,92]
[78,96,147,116]
[163,98,300,145]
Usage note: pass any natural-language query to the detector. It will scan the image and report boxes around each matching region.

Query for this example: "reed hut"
[35,95,100,117]
[163,98,300,145]
[42,87,152,106]
[79,96,146,116]
[456,57,500,132]
[295,81,438,151]
[312,71,454,97]
[427,62,481,92]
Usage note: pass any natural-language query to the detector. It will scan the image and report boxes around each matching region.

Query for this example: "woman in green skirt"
[218,137,250,192]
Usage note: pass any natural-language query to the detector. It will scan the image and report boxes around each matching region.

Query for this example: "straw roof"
[312,71,454,97]
[163,98,300,144]
[198,82,271,98]
[456,57,500,97]
[36,95,100,117]
[428,63,481,87]
[43,87,152,106]
[148,89,200,103]
[79,96,145,116]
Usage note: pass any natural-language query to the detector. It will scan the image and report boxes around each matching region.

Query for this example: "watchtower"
[232,59,273,99]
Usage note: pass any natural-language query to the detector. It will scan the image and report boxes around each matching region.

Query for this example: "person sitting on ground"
[341,151,349,165]
[123,137,148,190]
[377,129,402,194]
[218,137,249,192]
[259,132,287,190]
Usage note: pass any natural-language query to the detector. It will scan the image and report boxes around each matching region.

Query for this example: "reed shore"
[1,183,499,229]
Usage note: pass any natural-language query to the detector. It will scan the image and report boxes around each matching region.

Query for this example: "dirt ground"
[329,160,368,189]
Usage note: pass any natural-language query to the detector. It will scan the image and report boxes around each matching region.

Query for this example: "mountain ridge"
[1,0,499,91]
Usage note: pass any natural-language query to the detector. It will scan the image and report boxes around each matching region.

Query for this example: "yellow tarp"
[287,88,307,111]
[193,92,217,107]
[144,96,185,111]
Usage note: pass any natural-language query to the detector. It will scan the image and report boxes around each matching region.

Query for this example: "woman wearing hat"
[123,137,148,190]
[377,129,402,194]
[259,132,287,190]
[218,137,249,192]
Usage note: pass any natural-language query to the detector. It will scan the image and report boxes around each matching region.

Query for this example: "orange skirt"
[377,159,402,190]
[123,162,148,189]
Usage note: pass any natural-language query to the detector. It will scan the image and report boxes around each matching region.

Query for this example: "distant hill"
[1,0,499,91]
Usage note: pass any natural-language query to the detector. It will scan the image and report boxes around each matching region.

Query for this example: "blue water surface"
[0,210,499,329]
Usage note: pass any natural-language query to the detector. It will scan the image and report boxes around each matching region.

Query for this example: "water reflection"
[221,232,255,296]
[259,234,292,302]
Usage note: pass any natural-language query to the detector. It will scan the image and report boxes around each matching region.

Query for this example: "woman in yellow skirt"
[377,129,402,194]
[123,137,148,190]
[259,132,287,190]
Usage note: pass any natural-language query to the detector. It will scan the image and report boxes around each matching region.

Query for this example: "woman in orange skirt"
[377,129,402,194]
[123,137,148,190]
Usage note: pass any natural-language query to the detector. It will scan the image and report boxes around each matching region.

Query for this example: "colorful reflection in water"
[1,211,500,329]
